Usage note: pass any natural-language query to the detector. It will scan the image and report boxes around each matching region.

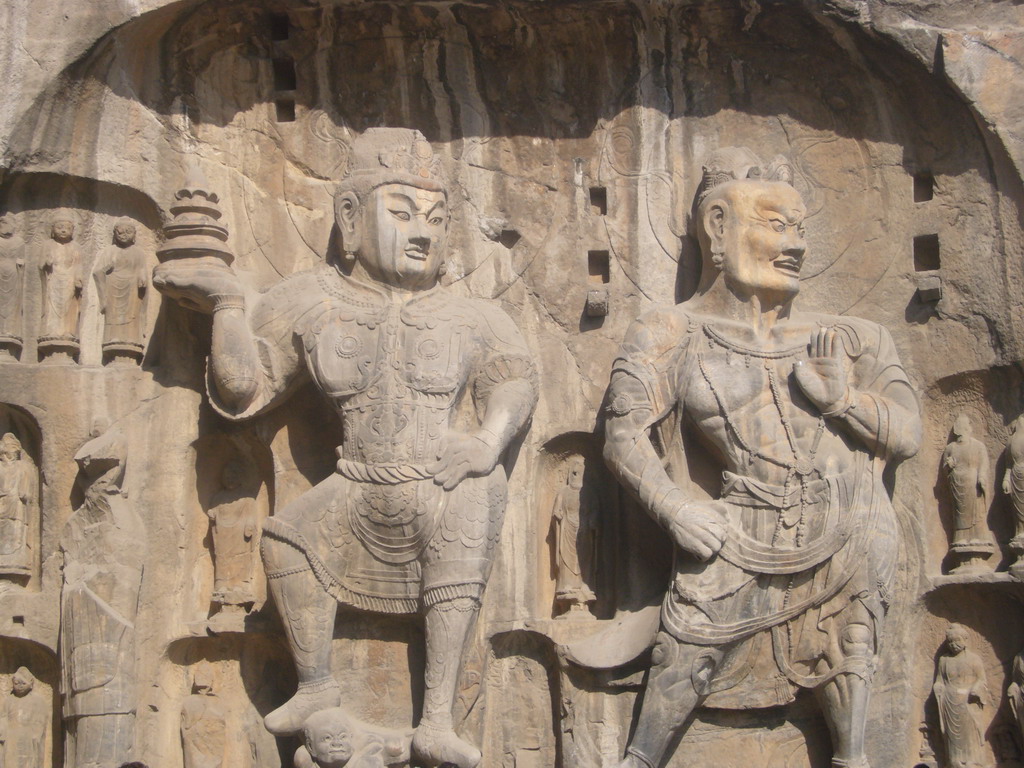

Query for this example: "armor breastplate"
[304,275,470,465]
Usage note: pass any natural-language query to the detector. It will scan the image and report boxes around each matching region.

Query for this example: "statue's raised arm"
[154,129,537,768]
[153,169,308,417]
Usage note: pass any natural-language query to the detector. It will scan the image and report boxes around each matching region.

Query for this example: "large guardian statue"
[154,128,538,768]
[602,148,921,768]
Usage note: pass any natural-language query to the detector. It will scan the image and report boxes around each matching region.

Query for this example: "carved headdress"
[338,127,447,200]
[695,147,794,208]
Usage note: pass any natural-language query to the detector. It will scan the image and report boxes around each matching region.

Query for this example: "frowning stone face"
[354,184,449,291]
[704,180,808,301]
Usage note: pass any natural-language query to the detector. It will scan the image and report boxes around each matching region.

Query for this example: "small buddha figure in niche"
[0,215,26,360]
[153,128,538,768]
[1007,646,1024,763]
[0,432,34,579]
[602,147,920,768]
[93,221,148,366]
[207,458,262,632]
[943,414,995,573]
[38,217,82,362]
[550,455,596,618]
[180,662,229,768]
[0,666,50,768]
[933,624,990,768]
[1003,414,1024,576]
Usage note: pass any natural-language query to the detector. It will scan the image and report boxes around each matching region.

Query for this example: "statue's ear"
[703,200,729,254]
[335,191,361,254]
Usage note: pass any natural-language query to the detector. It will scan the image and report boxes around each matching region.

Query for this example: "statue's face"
[947,631,967,654]
[359,184,448,290]
[0,435,20,462]
[11,673,31,697]
[307,721,354,766]
[114,223,136,246]
[52,219,74,242]
[0,217,13,238]
[717,182,806,300]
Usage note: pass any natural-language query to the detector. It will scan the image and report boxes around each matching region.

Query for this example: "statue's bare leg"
[412,592,483,768]
[262,538,340,734]
[617,631,711,768]
[814,606,876,768]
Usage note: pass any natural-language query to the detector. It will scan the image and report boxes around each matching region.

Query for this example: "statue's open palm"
[793,326,849,413]
[152,256,243,314]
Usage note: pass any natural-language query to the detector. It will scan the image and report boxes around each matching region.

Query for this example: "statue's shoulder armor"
[620,303,698,365]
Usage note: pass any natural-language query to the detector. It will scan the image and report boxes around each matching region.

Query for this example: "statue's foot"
[264,677,341,735]
[831,759,870,768]
[412,722,481,768]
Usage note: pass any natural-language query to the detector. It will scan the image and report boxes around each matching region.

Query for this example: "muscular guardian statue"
[603,147,921,768]
[154,128,537,768]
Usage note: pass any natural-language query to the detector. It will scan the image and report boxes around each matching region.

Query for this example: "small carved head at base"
[303,708,357,767]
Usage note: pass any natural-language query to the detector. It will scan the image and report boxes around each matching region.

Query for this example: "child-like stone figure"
[294,708,410,768]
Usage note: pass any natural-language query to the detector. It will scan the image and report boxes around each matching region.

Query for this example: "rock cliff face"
[0,2,1023,767]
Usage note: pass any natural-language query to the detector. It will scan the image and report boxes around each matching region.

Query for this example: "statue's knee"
[840,623,873,659]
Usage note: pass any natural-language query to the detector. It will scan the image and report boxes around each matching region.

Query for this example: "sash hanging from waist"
[715,472,853,575]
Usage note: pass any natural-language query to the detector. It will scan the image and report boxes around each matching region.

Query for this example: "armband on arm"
[473,354,539,451]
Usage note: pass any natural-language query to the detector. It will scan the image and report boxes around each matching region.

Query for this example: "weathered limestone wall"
[1,2,1023,767]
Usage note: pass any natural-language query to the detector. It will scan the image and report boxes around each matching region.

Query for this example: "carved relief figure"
[933,624,990,768]
[1004,415,1024,575]
[0,215,26,359]
[943,414,995,573]
[294,708,411,768]
[0,432,34,578]
[207,459,262,630]
[180,663,228,768]
[0,666,50,768]
[153,128,538,768]
[38,218,82,360]
[61,426,146,768]
[93,222,148,365]
[550,455,596,617]
[1008,647,1024,759]
[601,148,921,768]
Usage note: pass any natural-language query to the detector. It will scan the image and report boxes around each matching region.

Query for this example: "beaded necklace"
[698,323,826,546]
